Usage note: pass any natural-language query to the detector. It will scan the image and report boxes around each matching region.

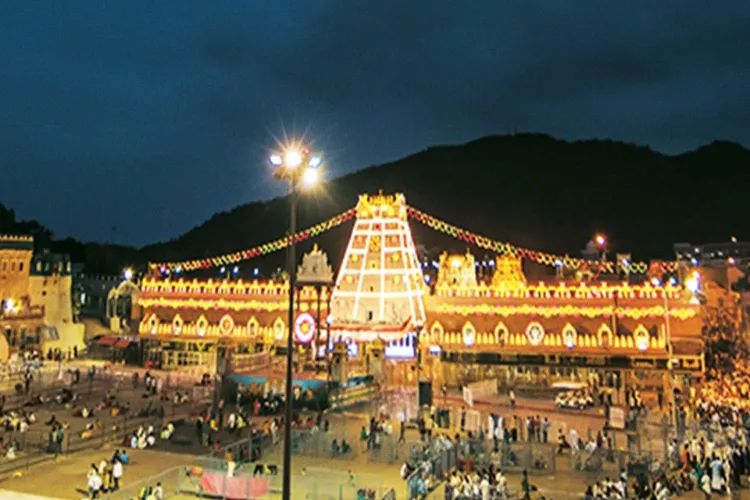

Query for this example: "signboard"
[294,312,316,344]
[609,407,626,430]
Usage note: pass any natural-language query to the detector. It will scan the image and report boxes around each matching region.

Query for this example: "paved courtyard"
[0,378,710,499]
[0,446,195,499]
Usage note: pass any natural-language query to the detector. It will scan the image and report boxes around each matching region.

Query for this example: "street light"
[269,144,322,500]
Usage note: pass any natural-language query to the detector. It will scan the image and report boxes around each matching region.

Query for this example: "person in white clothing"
[112,459,123,491]
[87,466,102,499]
[153,482,164,500]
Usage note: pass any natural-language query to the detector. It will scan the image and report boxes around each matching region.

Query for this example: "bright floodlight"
[285,150,303,168]
[309,156,322,168]
[686,272,701,293]
[269,154,283,166]
[301,168,319,189]
[595,234,606,247]
[124,268,133,280]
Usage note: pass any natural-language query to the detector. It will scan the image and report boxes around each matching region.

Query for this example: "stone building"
[28,251,85,352]
[0,235,45,359]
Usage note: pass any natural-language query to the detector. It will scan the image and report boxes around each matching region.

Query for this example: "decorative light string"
[406,205,679,275]
[149,208,356,272]
[149,199,680,275]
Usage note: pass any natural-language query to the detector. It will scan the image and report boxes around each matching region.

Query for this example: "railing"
[230,352,271,372]
[405,440,458,500]
[0,416,162,479]
[129,457,387,499]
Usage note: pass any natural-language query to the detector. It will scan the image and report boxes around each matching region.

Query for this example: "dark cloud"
[0,2,749,245]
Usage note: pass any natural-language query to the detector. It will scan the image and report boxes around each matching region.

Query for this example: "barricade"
[291,426,359,461]
[0,415,163,479]
[369,434,411,465]
[102,466,189,500]
[404,438,457,499]
[380,487,396,500]
[158,450,388,500]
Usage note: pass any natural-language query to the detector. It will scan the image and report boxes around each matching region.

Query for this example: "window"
[1,261,6,272]
[19,262,23,272]
[367,311,374,321]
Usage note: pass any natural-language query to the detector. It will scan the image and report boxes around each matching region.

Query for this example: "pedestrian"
[153,482,163,500]
[112,458,123,491]
[87,464,102,500]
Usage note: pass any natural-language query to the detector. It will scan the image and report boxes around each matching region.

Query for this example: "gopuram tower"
[329,192,426,342]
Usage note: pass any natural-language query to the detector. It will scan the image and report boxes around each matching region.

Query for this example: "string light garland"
[149,208,356,272]
[434,282,683,300]
[435,303,698,320]
[406,205,679,275]
[146,195,680,276]
[140,278,330,299]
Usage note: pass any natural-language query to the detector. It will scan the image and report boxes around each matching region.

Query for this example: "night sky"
[1,3,749,246]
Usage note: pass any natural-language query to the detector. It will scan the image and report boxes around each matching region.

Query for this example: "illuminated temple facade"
[137,193,704,388]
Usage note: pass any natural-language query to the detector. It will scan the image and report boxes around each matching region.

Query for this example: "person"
[112,458,123,491]
[87,465,102,499]
[521,469,534,500]
[153,482,163,500]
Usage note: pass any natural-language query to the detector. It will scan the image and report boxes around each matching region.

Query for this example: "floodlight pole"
[282,187,298,500]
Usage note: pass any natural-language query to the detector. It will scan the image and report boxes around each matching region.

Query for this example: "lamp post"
[269,145,322,500]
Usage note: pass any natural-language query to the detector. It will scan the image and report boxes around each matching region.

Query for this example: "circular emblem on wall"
[295,312,316,344]
[525,322,545,346]
[219,314,235,336]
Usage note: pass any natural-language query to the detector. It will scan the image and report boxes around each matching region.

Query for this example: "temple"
[137,193,704,393]
[329,192,426,341]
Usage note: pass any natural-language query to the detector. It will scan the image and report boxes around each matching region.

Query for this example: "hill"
[4,133,750,274]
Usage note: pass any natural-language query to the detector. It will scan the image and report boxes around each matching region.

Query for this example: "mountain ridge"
[2,133,748,274]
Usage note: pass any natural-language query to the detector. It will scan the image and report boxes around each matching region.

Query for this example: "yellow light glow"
[285,150,302,168]
[301,168,318,189]
[595,234,606,246]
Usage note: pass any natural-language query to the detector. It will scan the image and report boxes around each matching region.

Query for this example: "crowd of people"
[444,466,510,499]
[84,448,141,499]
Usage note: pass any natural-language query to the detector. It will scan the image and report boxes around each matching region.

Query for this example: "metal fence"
[0,415,163,478]
[290,427,413,465]
[291,426,361,461]
[405,440,458,500]
[102,466,188,500]
[106,463,388,500]
[380,488,396,500]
